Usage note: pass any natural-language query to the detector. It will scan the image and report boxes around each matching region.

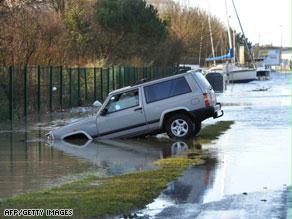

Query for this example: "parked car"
[47,70,223,141]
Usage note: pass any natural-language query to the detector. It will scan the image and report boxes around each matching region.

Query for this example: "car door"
[96,88,147,138]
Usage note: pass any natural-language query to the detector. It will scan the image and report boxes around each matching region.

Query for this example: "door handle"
[134,107,143,111]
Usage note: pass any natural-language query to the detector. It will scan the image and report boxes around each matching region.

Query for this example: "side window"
[144,77,191,103]
[105,89,139,113]
[192,72,211,90]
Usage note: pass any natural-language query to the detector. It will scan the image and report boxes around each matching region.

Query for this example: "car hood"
[46,116,98,142]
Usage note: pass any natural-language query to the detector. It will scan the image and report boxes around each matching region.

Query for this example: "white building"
[281,48,291,67]
[257,46,291,70]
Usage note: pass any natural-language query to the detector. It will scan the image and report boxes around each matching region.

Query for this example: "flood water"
[0,72,290,219]
[136,72,291,219]
[0,110,199,198]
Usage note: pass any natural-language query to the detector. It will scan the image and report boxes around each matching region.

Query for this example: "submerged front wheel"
[166,114,193,139]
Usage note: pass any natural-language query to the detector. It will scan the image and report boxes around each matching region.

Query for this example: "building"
[281,48,291,69]
[256,46,291,71]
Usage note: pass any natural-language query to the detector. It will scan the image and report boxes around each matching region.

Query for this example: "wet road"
[136,72,291,219]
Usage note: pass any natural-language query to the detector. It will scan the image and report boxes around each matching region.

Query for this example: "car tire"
[193,121,202,136]
[166,114,193,139]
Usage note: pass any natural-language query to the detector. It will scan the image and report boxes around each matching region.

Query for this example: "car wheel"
[166,114,193,139]
[193,121,202,136]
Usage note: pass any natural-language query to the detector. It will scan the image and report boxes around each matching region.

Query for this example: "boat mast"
[224,0,233,50]
[207,0,216,66]
[233,29,237,63]
[198,23,204,67]
[231,0,255,67]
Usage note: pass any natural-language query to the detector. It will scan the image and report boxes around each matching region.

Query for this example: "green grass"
[196,121,234,144]
[0,121,234,219]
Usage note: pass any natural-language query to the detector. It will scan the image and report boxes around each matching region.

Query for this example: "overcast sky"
[176,0,291,47]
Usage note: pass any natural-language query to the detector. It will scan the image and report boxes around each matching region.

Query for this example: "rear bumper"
[213,103,224,118]
[190,103,224,121]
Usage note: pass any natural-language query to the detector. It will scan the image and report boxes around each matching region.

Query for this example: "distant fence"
[0,65,178,123]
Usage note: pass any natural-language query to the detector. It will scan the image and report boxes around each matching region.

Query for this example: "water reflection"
[0,131,93,198]
[163,160,216,204]
[49,138,198,176]
[0,127,200,199]
[134,158,217,218]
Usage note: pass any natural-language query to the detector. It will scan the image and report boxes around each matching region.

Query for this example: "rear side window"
[192,72,211,90]
[144,77,191,103]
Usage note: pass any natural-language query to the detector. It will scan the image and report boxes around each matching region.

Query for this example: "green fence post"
[107,68,110,94]
[49,66,53,112]
[23,66,28,118]
[133,67,136,84]
[69,68,72,107]
[77,67,81,104]
[94,67,97,101]
[59,66,63,109]
[142,67,144,80]
[118,66,122,88]
[123,67,126,86]
[112,66,115,90]
[8,66,13,123]
[84,68,88,101]
[37,65,41,113]
[100,68,103,101]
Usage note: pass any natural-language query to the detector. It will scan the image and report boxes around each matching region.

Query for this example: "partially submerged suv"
[47,70,223,141]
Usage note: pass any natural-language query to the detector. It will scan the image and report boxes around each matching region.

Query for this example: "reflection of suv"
[48,70,223,140]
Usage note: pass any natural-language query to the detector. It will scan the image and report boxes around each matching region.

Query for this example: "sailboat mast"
[207,0,216,66]
[198,23,204,67]
[231,0,255,67]
[233,29,236,63]
[225,0,233,50]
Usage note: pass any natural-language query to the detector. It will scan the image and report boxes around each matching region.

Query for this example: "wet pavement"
[134,72,291,219]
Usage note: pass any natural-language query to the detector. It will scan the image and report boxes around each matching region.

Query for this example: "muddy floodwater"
[0,110,198,198]
[0,72,291,219]
[136,72,291,219]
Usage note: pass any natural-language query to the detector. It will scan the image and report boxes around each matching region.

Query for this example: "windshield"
[104,89,139,113]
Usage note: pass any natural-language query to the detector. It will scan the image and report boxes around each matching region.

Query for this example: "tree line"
[0,0,230,67]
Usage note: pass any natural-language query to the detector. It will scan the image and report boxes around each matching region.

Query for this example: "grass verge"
[0,121,234,219]
[196,121,234,144]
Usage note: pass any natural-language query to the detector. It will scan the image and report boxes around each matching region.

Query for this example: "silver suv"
[47,70,223,141]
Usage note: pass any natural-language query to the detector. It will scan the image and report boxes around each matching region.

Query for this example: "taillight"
[203,93,210,107]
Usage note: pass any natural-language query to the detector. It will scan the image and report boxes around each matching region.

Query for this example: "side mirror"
[93,100,102,108]
[100,108,108,116]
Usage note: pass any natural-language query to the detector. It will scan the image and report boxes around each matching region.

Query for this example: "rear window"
[144,77,191,103]
[192,72,211,90]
